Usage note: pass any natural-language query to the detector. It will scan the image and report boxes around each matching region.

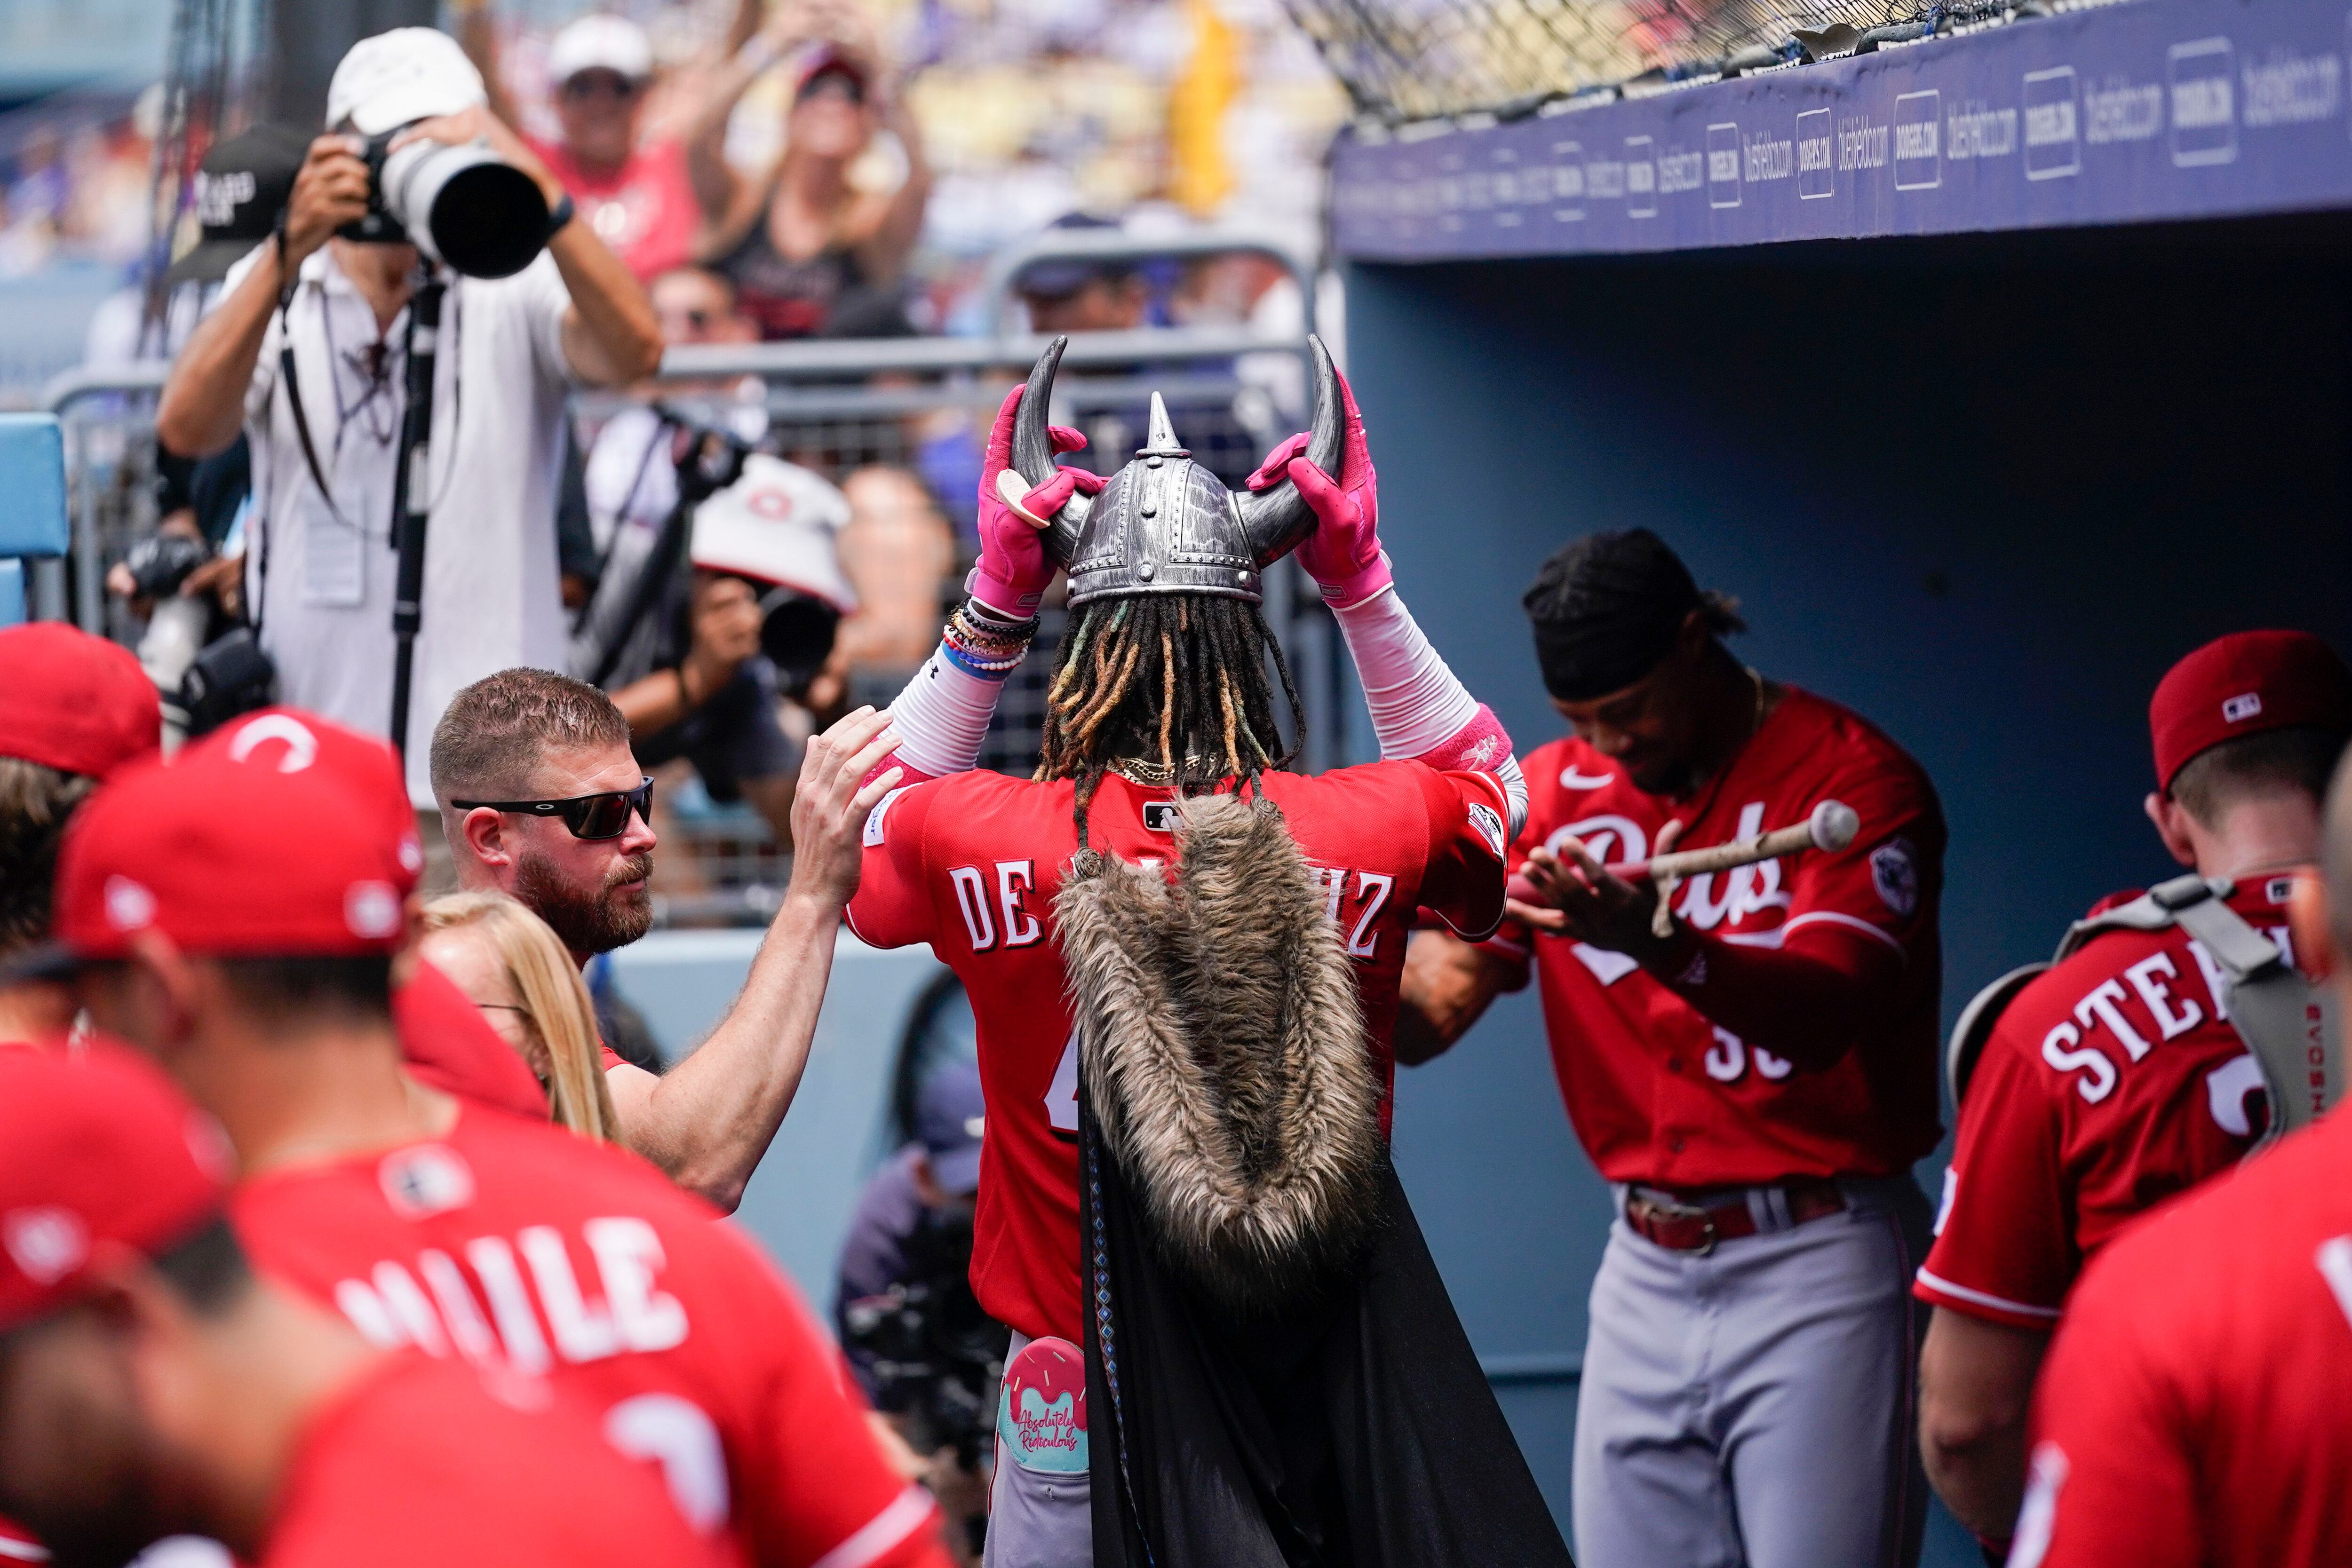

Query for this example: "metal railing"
[36,237,1344,925]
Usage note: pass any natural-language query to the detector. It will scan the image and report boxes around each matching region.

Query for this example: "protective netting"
[1280,0,1943,120]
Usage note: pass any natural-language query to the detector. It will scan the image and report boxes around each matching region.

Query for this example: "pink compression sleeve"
[1331,586,1527,833]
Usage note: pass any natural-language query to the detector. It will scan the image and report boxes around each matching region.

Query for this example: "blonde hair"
[421,891,618,1142]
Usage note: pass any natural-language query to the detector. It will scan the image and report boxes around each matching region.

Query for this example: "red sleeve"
[844,782,939,950]
[718,1227,950,1568]
[1914,1025,2072,1330]
[600,1042,627,1074]
[1412,767,1510,943]
[1651,763,1939,1070]
[1469,809,1537,989]
[2016,1259,2202,1568]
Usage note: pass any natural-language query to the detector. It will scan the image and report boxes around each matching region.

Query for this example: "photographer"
[154,26,661,800]
[838,1059,1001,1567]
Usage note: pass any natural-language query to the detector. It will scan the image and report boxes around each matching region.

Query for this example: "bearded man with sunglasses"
[431,665,901,1212]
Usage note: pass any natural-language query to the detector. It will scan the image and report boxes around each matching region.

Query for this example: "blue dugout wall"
[1358,215,2352,1553]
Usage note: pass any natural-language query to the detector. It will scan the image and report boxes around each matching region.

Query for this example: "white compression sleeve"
[881,605,1031,780]
[884,650,1009,780]
[1332,586,1480,760]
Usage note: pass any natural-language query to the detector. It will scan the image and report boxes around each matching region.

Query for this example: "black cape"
[1079,1098,1578,1568]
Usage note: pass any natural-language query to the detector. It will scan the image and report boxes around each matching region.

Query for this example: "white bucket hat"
[689,456,858,611]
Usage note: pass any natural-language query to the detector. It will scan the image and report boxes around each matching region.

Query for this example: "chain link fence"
[1281,0,1954,121]
[40,233,1344,927]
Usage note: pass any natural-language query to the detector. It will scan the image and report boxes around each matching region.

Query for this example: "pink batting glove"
[1245,372,1393,609]
[971,386,1107,618]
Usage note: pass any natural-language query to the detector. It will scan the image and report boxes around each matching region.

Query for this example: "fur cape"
[1054,791,1385,1316]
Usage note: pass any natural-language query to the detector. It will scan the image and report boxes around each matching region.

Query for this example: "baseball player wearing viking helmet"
[1399,529,1948,1568]
[1916,630,2352,1555]
[846,339,1576,1567]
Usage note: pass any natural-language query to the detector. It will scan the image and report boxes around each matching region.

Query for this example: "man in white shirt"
[156,27,662,804]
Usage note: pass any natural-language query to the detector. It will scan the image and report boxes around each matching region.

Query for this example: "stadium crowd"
[6,11,2352,1568]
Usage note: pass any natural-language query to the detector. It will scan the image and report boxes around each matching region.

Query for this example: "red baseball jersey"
[0,1518,40,1562]
[846,763,1511,1344]
[232,1108,946,1568]
[264,1354,735,1568]
[2011,1107,2352,1568]
[1914,878,2296,1331]
[1491,689,1944,1187]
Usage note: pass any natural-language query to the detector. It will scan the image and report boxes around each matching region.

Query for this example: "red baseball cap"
[0,622,160,779]
[2151,630,2352,790]
[0,1041,232,1333]
[179,707,424,884]
[52,749,412,962]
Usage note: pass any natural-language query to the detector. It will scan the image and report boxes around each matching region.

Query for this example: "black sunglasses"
[451,778,654,840]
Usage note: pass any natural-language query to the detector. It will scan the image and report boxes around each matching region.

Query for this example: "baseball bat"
[1614,800,1859,884]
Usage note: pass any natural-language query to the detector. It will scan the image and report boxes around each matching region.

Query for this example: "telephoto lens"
[379,137,550,278]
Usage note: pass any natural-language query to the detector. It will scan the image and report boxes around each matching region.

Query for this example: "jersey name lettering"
[1310,865,1396,959]
[330,1217,689,1373]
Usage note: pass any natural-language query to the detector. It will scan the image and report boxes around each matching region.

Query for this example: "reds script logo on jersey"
[1498,689,1946,1192]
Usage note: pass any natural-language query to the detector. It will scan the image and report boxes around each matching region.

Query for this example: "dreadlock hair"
[1035,594,1306,851]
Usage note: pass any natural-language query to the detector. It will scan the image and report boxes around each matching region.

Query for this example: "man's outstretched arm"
[604,706,902,1210]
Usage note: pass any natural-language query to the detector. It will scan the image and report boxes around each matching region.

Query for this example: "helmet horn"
[1008,335,1089,566]
[1237,334,1343,569]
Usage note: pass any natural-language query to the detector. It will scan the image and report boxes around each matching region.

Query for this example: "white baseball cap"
[690,456,858,611]
[548,15,655,85]
[326,28,487,135]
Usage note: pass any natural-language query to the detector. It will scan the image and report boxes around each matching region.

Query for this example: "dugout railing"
[36,232,1346,925]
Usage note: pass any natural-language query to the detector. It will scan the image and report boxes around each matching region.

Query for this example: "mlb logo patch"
[2222,691,2263,723]
[379,1145,477,1218]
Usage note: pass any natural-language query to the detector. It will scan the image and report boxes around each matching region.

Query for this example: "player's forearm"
[624,889,842,1211]
[1395,930,1509,1065]
[1919,1309,2048,1545]
[867,601,1035,784]
[1645,928,1903,1071]
[157,252,278,456]
[1332,586,1526,834]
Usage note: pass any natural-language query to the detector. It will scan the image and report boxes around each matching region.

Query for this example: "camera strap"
[276,291,358,536]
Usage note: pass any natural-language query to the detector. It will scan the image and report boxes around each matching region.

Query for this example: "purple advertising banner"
[1330,0,2352,260]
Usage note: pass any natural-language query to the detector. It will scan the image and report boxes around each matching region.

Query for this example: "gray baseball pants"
[1572,1175,1932,1568]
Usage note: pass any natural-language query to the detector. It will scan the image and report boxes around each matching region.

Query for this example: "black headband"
[1524,528,1706,702]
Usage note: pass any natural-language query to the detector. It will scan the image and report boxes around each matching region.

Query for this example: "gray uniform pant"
[1572,1175,1932,1568]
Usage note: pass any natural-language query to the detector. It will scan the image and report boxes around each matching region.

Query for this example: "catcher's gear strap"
[2043,873,2343,1143]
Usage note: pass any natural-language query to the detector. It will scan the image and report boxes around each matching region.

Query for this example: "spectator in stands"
[429,667,903,1210]
[1013,213,1149,336]
[459,4,763,283]
[420,890,619,1140]
[689,0,932,340]
[0,623,160,1045]
[153,27,662,805]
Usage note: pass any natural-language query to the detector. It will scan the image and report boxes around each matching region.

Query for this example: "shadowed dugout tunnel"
[1352,214,2352,1558]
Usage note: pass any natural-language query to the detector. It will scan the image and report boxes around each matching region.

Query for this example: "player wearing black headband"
[1399,528,1949,1568]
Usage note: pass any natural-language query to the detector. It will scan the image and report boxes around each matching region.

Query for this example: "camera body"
[336,128,551,279]
[839,1208,1006,1467]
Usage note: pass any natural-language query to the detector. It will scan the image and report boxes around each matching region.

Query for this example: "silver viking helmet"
[1009,333,1345,607]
